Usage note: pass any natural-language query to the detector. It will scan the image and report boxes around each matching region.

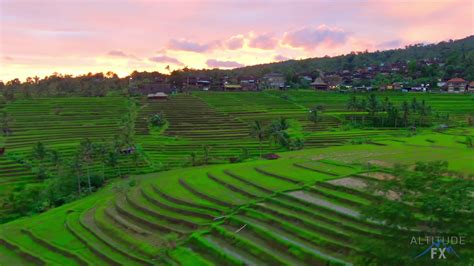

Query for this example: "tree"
[49,150,62,177]
[358,99,367,126]
[250,121,266,157]
[0,112,13,136]
[367,94,379,118]
[308,106,322,125]
[418,99,431,126]
[357,161,474,265]
[346,95,359,123]
[119,99,137,148]
[70,155,83,195]
[267,118,291,148]
[402,101,410,127]
[106,150,121,177]
[32,141,47,164]
[78,138,94,193]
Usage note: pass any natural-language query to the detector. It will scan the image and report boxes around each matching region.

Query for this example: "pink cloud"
[149,55,183,66]
[249,33,278,50]
[225,36,244,50]
[283,25,349,50]
[206,59,244,68]
[107,50,140,60]
[167,39,220,53]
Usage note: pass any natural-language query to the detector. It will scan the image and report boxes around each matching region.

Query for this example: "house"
[223,84,242,91]
[468,81,474,92]
[324,75,342,89]
[262,73,285,89]
[311,77,328,90]
[392,82,409,90]
[239,76,259,91]
[147,92,168,100]
[446,78,467,93]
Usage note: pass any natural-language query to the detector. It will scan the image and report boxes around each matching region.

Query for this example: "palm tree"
[106,150,120,177]
[267,118,290,148]
[346,95,358,123]
[79,138,94,193]
[418,100,431,126]
[358,99,367,126]
[308,106,321,125]
[71,155,83,195]
[250,121,265,157]
[402,101,410,127]
[49,150,62,177]
[0,112,13,136]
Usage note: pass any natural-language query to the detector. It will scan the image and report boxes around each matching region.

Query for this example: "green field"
[0,91,473,264]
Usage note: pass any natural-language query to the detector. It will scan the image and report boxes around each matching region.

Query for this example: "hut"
[147,92,169,100]
[311,77,328,90]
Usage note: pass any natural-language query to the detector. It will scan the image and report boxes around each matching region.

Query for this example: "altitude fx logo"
[411,236,465,260]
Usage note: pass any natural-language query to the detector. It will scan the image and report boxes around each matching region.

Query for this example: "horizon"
[1,0,473,81]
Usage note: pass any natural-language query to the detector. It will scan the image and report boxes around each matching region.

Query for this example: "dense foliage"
[357,161,474,265]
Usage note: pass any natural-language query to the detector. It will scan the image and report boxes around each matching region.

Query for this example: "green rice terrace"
[0,90,473,265]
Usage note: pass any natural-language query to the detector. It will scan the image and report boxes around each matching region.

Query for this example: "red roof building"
[446,78,467,93]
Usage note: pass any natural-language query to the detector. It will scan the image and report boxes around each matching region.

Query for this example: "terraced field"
[1,132,472,265]
[135,94,279,168]
[0,97,151,202]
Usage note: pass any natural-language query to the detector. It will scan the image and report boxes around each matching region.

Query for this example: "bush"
[149,113,166,127]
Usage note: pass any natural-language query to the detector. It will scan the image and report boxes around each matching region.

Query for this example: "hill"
[228,36,474,78]
[0,131,473,265]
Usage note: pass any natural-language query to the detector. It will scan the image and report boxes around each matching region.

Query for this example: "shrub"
[149,113,166,127]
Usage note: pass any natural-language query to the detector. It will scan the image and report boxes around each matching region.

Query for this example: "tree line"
[346,94,436,128]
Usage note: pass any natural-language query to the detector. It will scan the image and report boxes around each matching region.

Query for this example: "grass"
[0,91,473,265]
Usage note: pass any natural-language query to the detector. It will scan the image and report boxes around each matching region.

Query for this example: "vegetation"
[0,89,472,264]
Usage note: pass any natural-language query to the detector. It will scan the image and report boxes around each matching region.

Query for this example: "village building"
[311,77,328,90]
[446,78,467,93]
[324,75,343,89]
[262,73,285,89]
[239,76,259,91]
[468,81,474,93]
[223,84,242,91]
[147,92,169,100]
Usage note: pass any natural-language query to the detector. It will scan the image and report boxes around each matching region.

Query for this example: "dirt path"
[288,191,360,218]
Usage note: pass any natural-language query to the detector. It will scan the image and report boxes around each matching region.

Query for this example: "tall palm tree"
[402,101,410,127]
[79,138,94,193]
[250,121,265,157]
[346,95,358,123]
[106,150,121,177]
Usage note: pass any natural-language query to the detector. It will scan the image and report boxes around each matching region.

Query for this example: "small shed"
[311,78,328,90]
[224,84,242,91]
[147,92,168,100]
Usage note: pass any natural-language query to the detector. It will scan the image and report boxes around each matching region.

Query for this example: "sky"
[0,0,473,81]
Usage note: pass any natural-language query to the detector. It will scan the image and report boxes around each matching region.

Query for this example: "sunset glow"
[0,0,472,81]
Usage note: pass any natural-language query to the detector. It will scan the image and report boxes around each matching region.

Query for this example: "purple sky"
[0,0,472,81]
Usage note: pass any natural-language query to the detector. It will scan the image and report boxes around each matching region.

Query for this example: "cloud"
[3,56,13,61]
[225,36,244,50]
[167,39,219,52]
[376,39,403,50]
[248,33,278,50]
[149,55,183,65]
[206,59,244,68]
[107,50,140,60]
[108,50,128,57]
[274,54,289,61]
[283,25,349,50]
